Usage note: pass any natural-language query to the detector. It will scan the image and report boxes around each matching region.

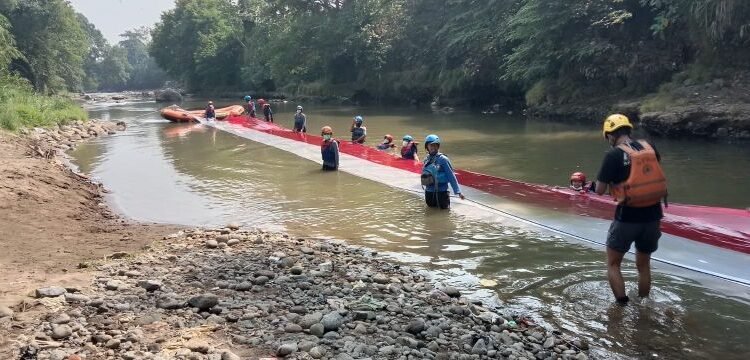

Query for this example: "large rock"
[298,312,323,329]
[35,287,67,298]
[155,89,183,103]
[321,311,344,331]
[0,306,13,318]
[50,325,72,340]
[188,294,219,310]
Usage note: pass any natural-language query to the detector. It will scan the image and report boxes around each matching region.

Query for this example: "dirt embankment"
[527,73,750,140]
[0,123,180,309]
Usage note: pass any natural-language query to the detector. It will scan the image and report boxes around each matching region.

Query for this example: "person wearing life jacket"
[595,114,667,306]
[569,172,595,193]
[261,100,274,123]
[293,105,307,133]
[204,101,216,121]
[320,126,339,171]
[376,134,396,152]
[244,95,256,118]
[421,134,465,209]
[400,135,419,161]
[350,115,367,144]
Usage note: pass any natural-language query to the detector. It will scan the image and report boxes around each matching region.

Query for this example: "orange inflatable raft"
[160,105,245,122]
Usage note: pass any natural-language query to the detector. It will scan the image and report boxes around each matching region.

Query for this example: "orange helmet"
[383,134,393,142]
[321,126,333,135]
[570,172,586,183]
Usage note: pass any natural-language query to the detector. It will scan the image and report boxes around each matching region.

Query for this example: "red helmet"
[570,172,586,183]
[383,134,393,142]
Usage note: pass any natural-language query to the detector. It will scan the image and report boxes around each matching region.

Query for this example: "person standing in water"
[595,114,667,306]
[350,115,367,144]
[293,105,307,133]
[204,101,216,122]
[244,96,256,118]
[421,134,464,209]
[400,135,419,161]
[320,126,339,170]
[262,100,274,122]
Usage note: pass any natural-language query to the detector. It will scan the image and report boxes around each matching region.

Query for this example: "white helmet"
[297,105,303,111]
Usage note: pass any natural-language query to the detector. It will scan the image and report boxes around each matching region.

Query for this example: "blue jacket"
[423,153,461,194]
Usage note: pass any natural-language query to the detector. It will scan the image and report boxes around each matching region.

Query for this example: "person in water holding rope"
[595,114,667,306]
[320,126,339,170]
[293,105,307,133]
[400,135,419,161]
[376,134,396,153]
[421,134,464,209]
[204,101,216,122]
[350,115,367,144]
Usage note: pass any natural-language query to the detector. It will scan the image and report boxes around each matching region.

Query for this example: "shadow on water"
[72,102,750,359]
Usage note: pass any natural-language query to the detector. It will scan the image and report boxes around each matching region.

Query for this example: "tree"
[5,0,89,93]
[119,28,167,89]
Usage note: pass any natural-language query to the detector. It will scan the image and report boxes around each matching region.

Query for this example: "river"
[71,99,750,359]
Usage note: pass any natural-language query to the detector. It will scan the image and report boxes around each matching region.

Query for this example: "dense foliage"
[150,0,750,106]
[0,0,166,93]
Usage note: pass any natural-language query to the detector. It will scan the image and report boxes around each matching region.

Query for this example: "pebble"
[188,294,218,310]
[321,311,344,331]
[35,287,67,298]
[277,342,298,356]
[221,350,241,360]
[64,293,90,303]
[137,280,162,292]
[252,276,270,286]
[285,323,303,333]
[472,338,487,355]
[105,280,123,291]
[0,306,14,318]
[441,286,461,298]
[310,323,325,337]
[227,239,240,246]
[186,339,210,353]
[299,313,323,329]
[290,267,303,275]
[406,318,426,334]
[50,325,72,340]
[51,313,71,324]
[309,346,326,358]
[206,240,219,248]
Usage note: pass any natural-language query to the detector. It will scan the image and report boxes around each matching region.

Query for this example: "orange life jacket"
[611,140,667,207]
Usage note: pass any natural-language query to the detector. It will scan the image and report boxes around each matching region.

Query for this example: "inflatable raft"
[160,105,245,122]
[207,115,750,287]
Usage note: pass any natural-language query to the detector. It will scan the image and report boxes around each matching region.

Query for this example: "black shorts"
[606,220,661,254]
[425,191,450,209]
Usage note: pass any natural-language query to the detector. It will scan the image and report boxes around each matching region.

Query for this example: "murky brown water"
[72,100,750,359]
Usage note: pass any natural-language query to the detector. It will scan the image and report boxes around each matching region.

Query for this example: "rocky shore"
[2,227,589,360]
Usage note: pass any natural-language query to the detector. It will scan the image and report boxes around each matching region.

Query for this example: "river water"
[72,100,750,359]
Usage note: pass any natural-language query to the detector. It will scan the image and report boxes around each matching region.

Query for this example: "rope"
[406,189,749,288]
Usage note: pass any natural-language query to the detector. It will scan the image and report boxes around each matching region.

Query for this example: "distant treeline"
[149,0,750,106]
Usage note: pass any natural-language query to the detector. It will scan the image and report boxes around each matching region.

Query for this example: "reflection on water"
[71,101,750,359]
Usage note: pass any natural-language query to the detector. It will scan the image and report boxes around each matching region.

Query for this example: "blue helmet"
[354,115,364,124]
[425,134,440,145]
[244,95,252,101]
[402,135,413,142]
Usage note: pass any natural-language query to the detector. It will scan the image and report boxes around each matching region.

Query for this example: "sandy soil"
[0,131,180,308]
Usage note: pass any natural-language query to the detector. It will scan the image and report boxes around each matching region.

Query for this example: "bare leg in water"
[635,251,652,298]
[607,248,627,302]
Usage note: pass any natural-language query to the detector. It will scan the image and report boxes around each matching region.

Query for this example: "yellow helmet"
[602,114,633,138]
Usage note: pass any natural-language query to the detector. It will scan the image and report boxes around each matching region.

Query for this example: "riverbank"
[0,120,590,359]
[0,121,182,306]
[527,73,750,140]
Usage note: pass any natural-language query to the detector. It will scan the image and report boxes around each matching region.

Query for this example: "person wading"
[204,101,216,122]
[421,134,464,209]
[350,115,367,144]
[293,105,307,133]
[595,114,667,305]
[320,126,339,170]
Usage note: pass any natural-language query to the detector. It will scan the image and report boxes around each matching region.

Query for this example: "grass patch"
[0,76,87,132]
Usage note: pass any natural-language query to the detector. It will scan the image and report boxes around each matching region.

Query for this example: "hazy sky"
[68,0,176,43]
